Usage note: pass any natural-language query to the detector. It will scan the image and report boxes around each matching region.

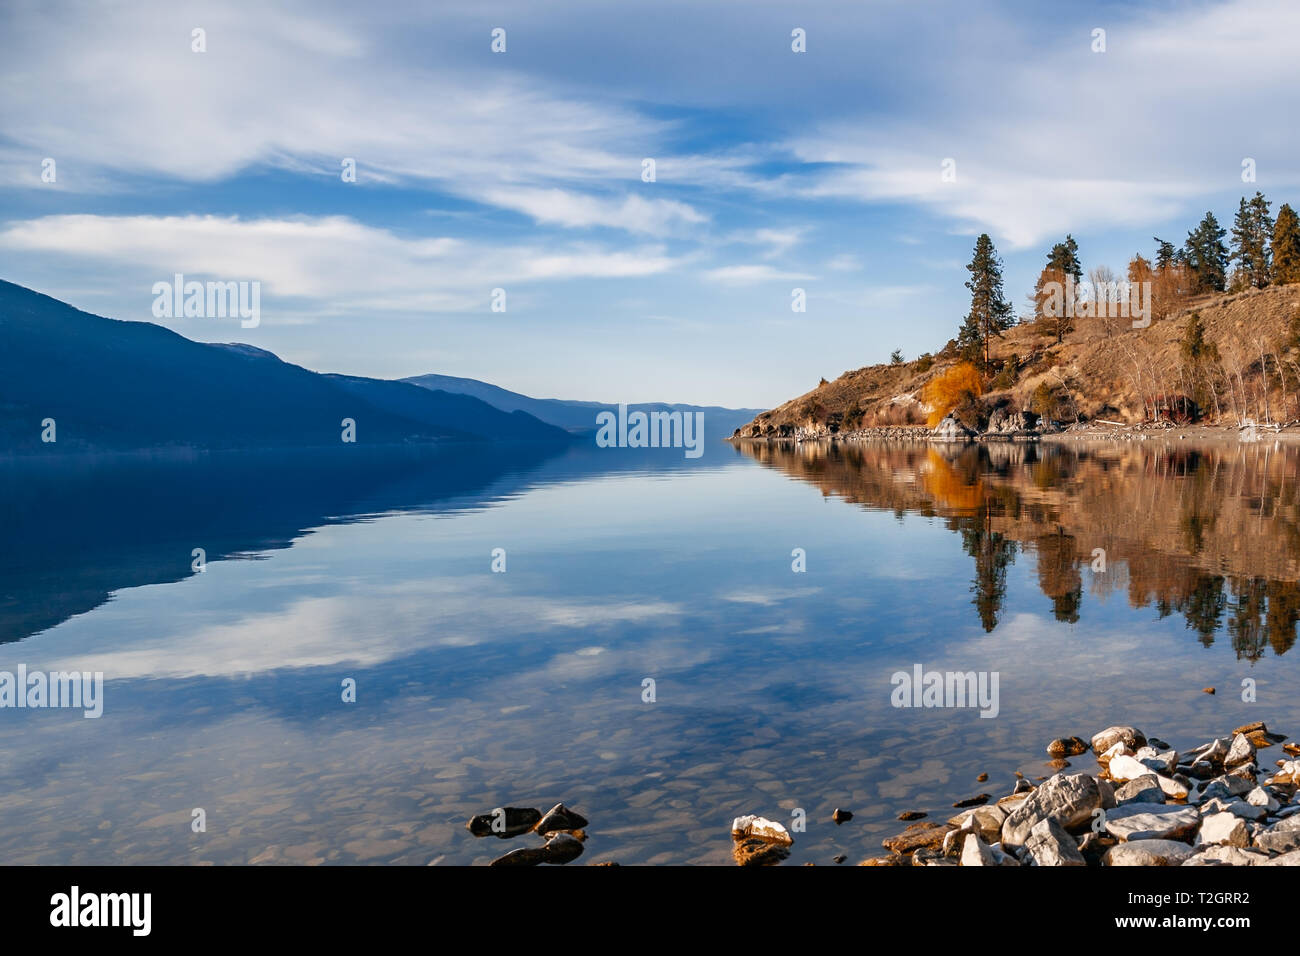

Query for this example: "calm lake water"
[2,437,1299,865]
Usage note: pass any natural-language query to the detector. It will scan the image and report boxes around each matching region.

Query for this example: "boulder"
[1104,840,1196,866]
[960,833,998,867]
[1001,773,1103,848]
[948,805,1007,844]
[932,415,976,440]
[1225,733,1257,769]
[1103,803,1201,842]
[1115,774,1165,805]
[1184,845,1269,866]
[1259,849,1300,866]
[1092,726,1146,754]
[1197,811,1250,848]
[1107,755,1153,783]
[1254,815,1300,854]
[1023,818,1087,867]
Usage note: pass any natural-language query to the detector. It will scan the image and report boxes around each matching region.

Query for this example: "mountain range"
[0,280,762,453]
[403,372,765,438]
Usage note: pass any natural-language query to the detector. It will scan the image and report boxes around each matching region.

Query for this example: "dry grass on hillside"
[737,284,1300,438]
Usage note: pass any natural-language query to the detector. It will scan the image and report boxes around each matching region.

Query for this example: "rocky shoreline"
[729,418,1300,446]
[844,721,1300,866]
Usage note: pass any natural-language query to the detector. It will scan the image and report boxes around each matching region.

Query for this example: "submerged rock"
[733,837,791,866]
[882,822,953,855]
[952,793,991,808]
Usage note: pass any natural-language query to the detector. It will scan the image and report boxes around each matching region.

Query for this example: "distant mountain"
[0,280,569,453]
[402,372,766,438]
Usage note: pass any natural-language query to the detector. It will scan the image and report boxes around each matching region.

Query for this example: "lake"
[1,436,1298,865]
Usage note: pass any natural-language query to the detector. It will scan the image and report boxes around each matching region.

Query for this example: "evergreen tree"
[1183,211,1229,293]
[957,234,1015,369]
[1153,238,1179,271]
[1273,203,1300,285]
[1230,191,1274,288]
[1046,235,1083,284]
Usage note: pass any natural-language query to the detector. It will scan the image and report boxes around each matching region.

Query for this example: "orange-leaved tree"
[923,362,983,427]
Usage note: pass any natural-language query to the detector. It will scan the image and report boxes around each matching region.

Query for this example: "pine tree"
[1046,235,1083,284]
[1154,238,1178,271]
[1230,192,1274,288]
[957,234,1014,369]
[1274,203,1300,285]
[1183,211,1229,293]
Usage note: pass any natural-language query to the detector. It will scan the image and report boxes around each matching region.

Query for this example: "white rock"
[1246,787,1281,812]
[960,833,997,866]
[1184,845,1269,866]
[1197,811,1250,847]
[1023,818,1086,866]
[1156,775,1189,800]
[1105,840,1195,866]
[1092,726,1146,754]
[1259,849,1300,865]
[731,815,793,845]
[1108,755,1151,783]
[1103,803,1201,842]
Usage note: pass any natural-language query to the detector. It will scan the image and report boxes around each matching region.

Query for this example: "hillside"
[735,284,1300,439]
[0,280,569,453]
[404,372,765,437]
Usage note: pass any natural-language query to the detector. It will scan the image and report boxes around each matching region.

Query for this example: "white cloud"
[0,214,684,314]
[703,264,814,284]
[479,187,707,236]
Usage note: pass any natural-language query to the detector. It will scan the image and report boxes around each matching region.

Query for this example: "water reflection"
[738,439,1300,659]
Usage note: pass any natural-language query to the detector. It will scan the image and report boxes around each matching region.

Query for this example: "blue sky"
[3,0,1299,408]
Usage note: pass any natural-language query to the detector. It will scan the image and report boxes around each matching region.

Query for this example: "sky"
[3,0,1300,409]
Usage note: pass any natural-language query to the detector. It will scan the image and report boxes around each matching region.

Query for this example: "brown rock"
[977,772,989,782]
[733,837,791,866]
[897,810,927,821]
[882,822,953,854]
[1047,736,1089,758]
[832,808,853,824]
[1204,687,1216,694]
[952,793,991,808]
